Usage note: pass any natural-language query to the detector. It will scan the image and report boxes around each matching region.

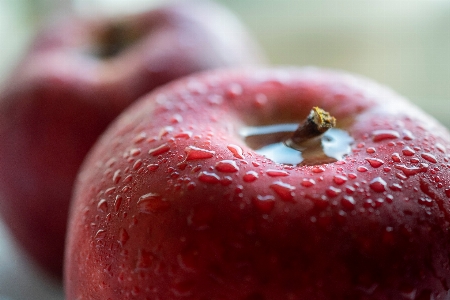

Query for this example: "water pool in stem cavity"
[240,123,353,166]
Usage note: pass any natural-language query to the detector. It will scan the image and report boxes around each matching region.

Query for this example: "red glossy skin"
[0,1,265,278]
[65,68,450,299]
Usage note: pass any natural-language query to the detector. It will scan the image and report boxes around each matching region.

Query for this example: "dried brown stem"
[285,107,336,149]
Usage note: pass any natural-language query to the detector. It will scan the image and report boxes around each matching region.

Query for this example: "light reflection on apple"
[241,123,353,165]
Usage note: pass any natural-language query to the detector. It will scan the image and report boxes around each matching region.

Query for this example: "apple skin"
[0,0,265,278]
[65,67,450,299]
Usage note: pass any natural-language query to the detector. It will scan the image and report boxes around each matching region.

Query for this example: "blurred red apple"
[0,0,265,278]
[65,67,450,299]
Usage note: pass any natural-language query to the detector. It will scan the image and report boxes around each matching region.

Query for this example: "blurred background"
[0,0,449,299]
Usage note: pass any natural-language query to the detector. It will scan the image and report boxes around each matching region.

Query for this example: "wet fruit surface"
[65,67,450,299]
[0,0,265,277]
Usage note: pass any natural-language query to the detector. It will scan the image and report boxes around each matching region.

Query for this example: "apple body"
[0,0,265,277]
[65,67,450,299]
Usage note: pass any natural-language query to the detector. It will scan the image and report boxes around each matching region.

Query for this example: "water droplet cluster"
[68,69,450,299]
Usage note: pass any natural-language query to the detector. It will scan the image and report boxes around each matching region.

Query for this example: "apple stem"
[97,22,137,58]
[284,107,336,149]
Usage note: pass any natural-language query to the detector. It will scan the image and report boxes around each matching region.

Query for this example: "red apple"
[0,1,265,278]
[65,67,450,299]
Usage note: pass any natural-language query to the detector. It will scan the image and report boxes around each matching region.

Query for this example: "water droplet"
[133,159,143,170]
[187,182,196,190]
[105,159,117,170]
[366,158,384,168]
[254,93,268,107]
[266,169,289,177]
[187,79,208,94]
[133,132,147,144]
[333,175,347,185]
[226,83,243,98]
[336,210,347,224]
[113,170,121,184]
[174,131,191,139]
[95,229,106,240]
[270,181,295,201]
[341,196,356,210]
[385,194,394,203]
[421,153,437,163]
[357,166,369,172]
[326,186,342,197]
[114,195,122,212]
[374,198,384,207]
[445,188,450,198]
[149,143,170,156]
[137,193,170,213]
[220,176,233,186]
[348,173,357,179]
[147,164,159,171]
[105,187,116,196]
[366,147,376,154]
[346,186,356,194]
[215,160,239,173]
[392,153,401,162]
[402,129,415,140]
[123,174,133,183]
[118,228,129,246]
[301,178,316,187]
[419,177,445,213]
[409,157,420,164]
[363,199,374,208]
[227,144,244,159]
[243,171,259,182]
[390,183,402,191]
[402,146,415,156]
[97,199,108,212]
[435,143,446,153]
[372,129,400,142]
[159,126,173,139]
[252,161,261,168]
[382,226,395,245]
[235,185,244,194]
[395,164,428,176]
[306,194,329,210]
[130,148,141,157]
[369,177,387,193]
[207,94,224,105]
[312,166,325,173]
[198,171,220,184]
[170,114,183,124]
[252,195,276,213]
[418,197,433,207]
[185,146,215,160]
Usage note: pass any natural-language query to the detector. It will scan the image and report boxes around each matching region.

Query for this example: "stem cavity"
[285,107,336,149]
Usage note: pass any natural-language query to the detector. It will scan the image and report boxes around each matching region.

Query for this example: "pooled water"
[240,124,353,166]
